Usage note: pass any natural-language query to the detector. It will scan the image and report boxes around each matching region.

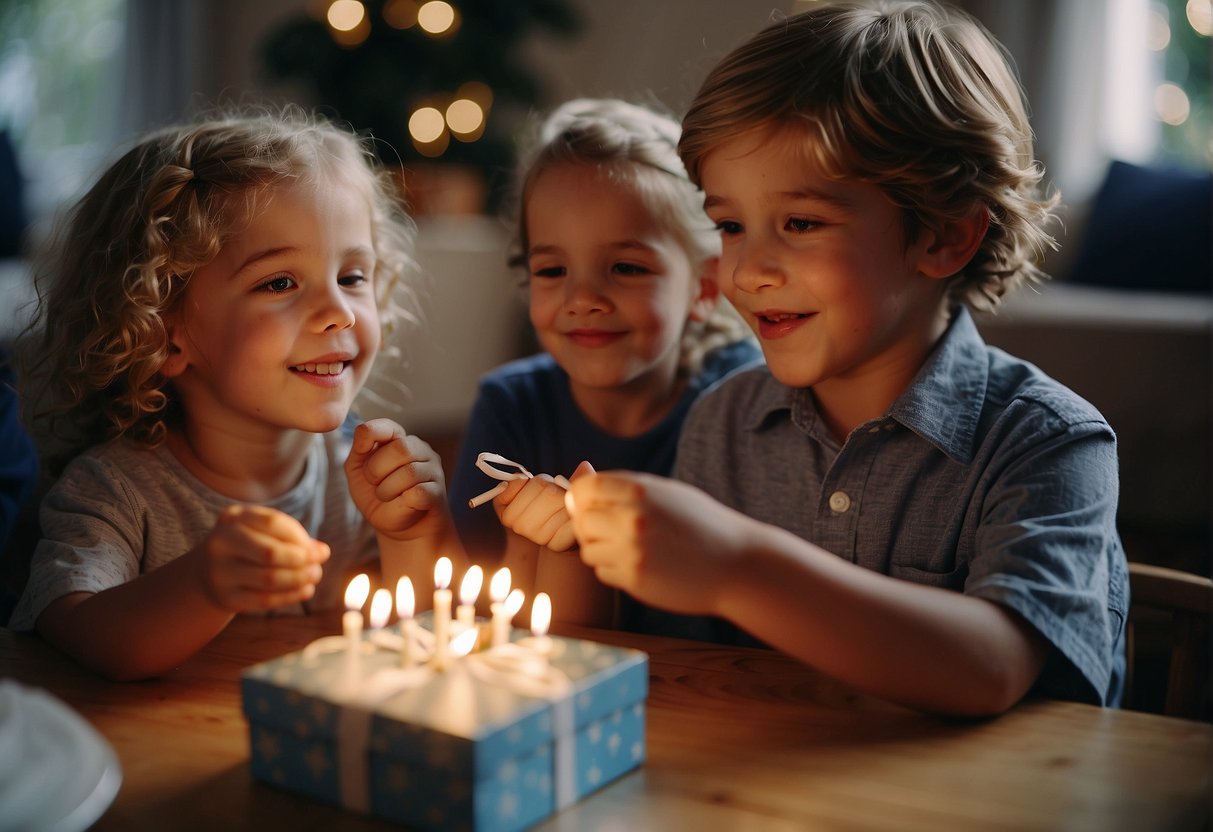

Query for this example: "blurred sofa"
[976,160,1212,571]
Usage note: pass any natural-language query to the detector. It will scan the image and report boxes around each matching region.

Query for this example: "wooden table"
[2,615,1209,831]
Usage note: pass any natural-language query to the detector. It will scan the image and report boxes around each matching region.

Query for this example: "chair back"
[1126,562,1212,720]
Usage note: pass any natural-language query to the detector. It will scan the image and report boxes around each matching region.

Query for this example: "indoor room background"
[1,0,1209,575]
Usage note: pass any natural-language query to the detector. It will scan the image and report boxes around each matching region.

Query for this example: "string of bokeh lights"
[324,0,491,157]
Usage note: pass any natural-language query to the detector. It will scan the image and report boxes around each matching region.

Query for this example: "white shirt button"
[828,490,851,514]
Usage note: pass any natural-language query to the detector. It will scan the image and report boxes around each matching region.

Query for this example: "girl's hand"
[202,504,329,611]
[565,471,750,616]
[345,418,450,542]
[496,461,594,552]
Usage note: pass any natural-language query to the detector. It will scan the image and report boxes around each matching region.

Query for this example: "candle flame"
[434,556,452,590]
[396,576,415,619]
[531,592,551,637]
[450,627,478,658]
[489,566,511,602]
[369,588,393,629]
[459,564,483,606]
[344,573,371,610]
[505,587,525,618]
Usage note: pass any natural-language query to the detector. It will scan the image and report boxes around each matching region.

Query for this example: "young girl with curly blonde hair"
[10,108,462,679]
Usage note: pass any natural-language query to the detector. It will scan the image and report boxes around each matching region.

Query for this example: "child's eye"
[714,220,743,236]
[530,265,566,279]
[612,262,651,276]
[338,271,368,287]
[786,217,819,233]
[258,274,296,294]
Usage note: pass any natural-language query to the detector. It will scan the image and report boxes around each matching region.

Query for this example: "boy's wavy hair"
[679,0,1060,311]
[19,105,417,470]
[508,97,751,375]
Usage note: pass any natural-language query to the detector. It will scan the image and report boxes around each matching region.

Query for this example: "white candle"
[396,576,415,668]
[343,573,371,656]
[457,565,483,629]
[489,567,511,647]
[369,588,392,630]
[530,591,553,659]
[433,557,453,671]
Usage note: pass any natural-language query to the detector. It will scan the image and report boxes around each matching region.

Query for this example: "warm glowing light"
[489,567,511,603]
[1155,82,1191,125]
[417,0,455,33]
[505,588,525,618]
[446,98,484,136]
[531,592,551,638]
[345,573,370,610]
[384,0,418,28]
[327,0,366,31]
[396,576,415,619]
[450,627,478,657]
[1189,0,1213,35]
[409,107,446,144]
[459,565,483,606]
[434,556,453,590]
[369,588,393,629]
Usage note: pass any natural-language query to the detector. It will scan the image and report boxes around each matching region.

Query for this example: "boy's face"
[525,162,709,406]
[164,179,381,438]
[700,127,949,399]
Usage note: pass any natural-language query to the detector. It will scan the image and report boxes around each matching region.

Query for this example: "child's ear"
[689,256,722,322]
[160,318,190,379]
[916,204,990,280]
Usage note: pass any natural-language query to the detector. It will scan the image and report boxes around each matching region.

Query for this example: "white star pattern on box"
[497,760,519,783]
[588,723,602,743]
[631,741,643,761]
[254,728,280,762]
[607,732,621,755]
[303,744,332,781]
[497,789,519,821]
[587,764,602,786]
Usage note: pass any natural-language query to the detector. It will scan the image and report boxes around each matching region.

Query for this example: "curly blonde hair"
[679,0,1059,311]
[508,97,752,375]
[19,106,417,470]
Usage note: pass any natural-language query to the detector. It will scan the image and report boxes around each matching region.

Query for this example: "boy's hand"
[345,418,450,542]
[565,471,748,616]
[496,461,594,552]
[201,504,329,611]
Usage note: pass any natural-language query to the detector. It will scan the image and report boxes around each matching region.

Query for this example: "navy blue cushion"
[1067,160,1211,294]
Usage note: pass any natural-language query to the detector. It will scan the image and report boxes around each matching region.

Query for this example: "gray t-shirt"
[675,308,1128,706]
[9,429,377,631]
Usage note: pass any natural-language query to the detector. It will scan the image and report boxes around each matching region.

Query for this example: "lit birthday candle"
[433,557,453,670]
[457,565,483,630]
[396,576,416,668]
[530,592,553,659]
[343,574,371,657]
[369,588,392,631]
[489,567,511,647]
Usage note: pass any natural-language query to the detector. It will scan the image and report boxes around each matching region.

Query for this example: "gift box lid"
[241,627,647,780]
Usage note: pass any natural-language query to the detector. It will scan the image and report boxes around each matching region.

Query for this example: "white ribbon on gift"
[302,633,577,813]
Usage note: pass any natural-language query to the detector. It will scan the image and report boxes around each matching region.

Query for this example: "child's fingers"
[545,521,577,553]
[221,504,314,548]
[349,418,406,457]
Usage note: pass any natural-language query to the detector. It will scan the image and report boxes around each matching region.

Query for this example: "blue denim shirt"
[676,307,1128,706]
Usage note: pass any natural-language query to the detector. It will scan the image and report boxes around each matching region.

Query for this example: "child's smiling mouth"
[290,361,349,376]
[754,310,813,339]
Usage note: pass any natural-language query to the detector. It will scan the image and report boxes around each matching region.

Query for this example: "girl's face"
[164,179,381,438]
[525,163,712,407]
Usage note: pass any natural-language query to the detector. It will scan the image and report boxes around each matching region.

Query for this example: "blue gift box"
[241,621,647,832]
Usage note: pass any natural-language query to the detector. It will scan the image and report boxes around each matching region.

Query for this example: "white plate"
[0,679,122,832]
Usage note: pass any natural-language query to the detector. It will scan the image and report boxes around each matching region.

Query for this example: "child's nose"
[730,238,785,293]
[317,282,356,331]
[562,271,612,314]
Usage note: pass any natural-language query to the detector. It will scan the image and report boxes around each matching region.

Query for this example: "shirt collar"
[742,307,989,464]
[888,306,988,464]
